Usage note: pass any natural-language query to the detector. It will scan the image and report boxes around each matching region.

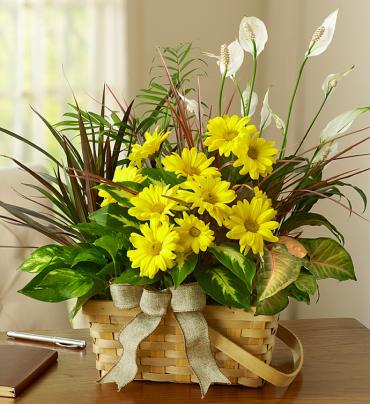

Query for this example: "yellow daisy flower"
[99,166,146,207]
[128,183,184,221]
[174,212,215,254]
[225,197,279,255]
[233,132,278,180]
[128,129,169,167]
[128,219,179,278]
[162,147,220,179]
[205,115,255,157]
[253,186,272,209]
[178,176,236,226]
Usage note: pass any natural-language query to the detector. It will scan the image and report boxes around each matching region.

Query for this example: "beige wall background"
[124,0,370,328]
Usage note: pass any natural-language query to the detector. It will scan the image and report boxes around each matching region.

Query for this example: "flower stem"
[246,41,257,116]
[232,78,245,115]
[280,44,315,158]
[280,56,309,158]
[218,69,228,116]
[295,90,331,155]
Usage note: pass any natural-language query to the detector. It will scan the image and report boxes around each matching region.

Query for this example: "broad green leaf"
[19,268,94,302]
[170,254,198,288]
[74,222,116,238]
[195,266,250,309]
[288,284,310,304]
[18,245,76,273]
[280,212,344,244]
[258,244,302,301]
[294,272,317,295]
[90,204,139,230]
[72,248,107,267]
[141,168,182,186]
[113,269,159,285]
[210,243,256,292]
[94,235,125,261]
[300,238,356,281]
[255,290,289,315]
[97,262,116,278]
[69,278,107,319]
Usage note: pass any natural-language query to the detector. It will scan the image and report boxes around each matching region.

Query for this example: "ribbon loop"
[110,284,143,309]
[171,283,205,312]
[140,289,171,316]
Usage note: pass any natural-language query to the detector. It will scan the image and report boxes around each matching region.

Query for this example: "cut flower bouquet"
[1,9,369,395]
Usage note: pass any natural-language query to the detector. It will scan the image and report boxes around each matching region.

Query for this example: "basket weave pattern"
[83,300,279,388]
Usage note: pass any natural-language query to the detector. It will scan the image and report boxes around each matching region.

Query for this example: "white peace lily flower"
[306,9,338,57]
[178,93,202,118]
[239,16,268,56]
[312,142,338,165]
[204,40,244,78]
[241,83,258,117]
[260,90,272,129]
[320,107,370,142]
[259,89,285,132]
[322,65,355,96]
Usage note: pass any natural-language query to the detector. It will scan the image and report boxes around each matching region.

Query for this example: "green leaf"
[195,266,250,309]
[287,284,310,304]
[90,204,139,230]
[94,235,124,261]
[72,248,107,267]
[113,268,159,285]
[69,278,106,319]
[294,272,317,295]
[210,243,256,292]
[258,244,302,301]
[280,212,344,244]
[141,168,182,186]
[300,238,356,281]
[19,268,94,302]
[74,222,116,238]
[170,254,197,288]
[255,290,289,315]
[18,245,76,273]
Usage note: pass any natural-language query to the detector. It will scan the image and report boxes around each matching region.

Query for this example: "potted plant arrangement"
[1,10,369,396]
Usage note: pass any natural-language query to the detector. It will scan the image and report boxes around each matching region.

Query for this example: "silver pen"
[6,331,86,349]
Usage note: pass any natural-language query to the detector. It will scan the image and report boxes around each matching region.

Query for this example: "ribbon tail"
[99,312,163,390]
[175,312,231,398]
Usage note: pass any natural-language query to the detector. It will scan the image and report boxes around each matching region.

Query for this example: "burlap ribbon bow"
[99,283,230,396]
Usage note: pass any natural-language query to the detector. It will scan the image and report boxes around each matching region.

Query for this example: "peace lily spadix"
[239,16,268,56]
[260,89,285,132]
[241,83,258,117]
[312,141,338,165]
[322,65,355,97]
[320,107,370,142]
[306,9,338,57]
[205,40,244,78]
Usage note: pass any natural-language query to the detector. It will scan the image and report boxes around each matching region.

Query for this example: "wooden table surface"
[1,318,370,403]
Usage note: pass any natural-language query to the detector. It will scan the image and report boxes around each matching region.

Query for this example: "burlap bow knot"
[100,283,230,397]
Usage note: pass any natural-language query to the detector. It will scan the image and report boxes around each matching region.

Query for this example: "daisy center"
[203,192,218,204]
[247,146,259,160]
[186,166,201,176]
[189,226,201,237]
[223,130,239,140]
[150,241,163,255]
[152,203,166,213]
[244,219,259,233]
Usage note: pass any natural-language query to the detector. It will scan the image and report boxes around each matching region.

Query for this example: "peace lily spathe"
[307,9,338,57]
[205,40,244,77]
[239,16,268,56]
[241,83,258,117]
[320,107,370,142]
[322,65,355,97]
[178,93,202,118]
[260,89,285,132]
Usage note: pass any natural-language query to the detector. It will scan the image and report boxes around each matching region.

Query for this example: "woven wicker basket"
[83,300,279,388]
